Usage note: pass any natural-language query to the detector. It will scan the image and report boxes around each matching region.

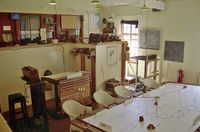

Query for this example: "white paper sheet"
[84,83,200,132]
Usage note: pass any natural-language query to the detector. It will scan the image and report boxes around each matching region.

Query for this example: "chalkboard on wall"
[164,41,185,62]
[140,30,160,50]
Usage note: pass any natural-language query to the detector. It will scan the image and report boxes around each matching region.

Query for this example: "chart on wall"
[140,29,160,50]
[164,41,185,62]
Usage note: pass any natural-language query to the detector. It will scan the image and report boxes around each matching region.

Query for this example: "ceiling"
[0,0,182,12]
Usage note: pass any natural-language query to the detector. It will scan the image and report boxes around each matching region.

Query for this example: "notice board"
[140,29,160,50]
[164,41,185,62]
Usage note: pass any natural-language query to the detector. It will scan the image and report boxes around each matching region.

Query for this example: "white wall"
[0,44,75,112]
[108,0,200,84]
[0,42,123,112]
[96,42,122,90]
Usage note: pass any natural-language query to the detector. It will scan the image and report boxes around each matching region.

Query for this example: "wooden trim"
[15,20,21,42]
[90,56,96,96]
[55,15,61,41]
[80,54,85,71]
[80,15,84,43]
[121,42,127,85]
[154,59,157,80]
[71,118,105,132]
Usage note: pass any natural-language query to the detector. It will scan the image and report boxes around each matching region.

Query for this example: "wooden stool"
[8,93,28,128]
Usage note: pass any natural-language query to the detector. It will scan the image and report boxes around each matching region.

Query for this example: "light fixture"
[141,0,149,10]
[49,0,56,5]
[109,17,113,21]
[90,0,100,5]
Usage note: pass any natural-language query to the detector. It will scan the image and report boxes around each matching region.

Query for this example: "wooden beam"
[80,54,85,71]
[121,42,127,86]
[90,56,96,96]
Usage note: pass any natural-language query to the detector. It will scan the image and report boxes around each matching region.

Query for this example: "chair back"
[142,78,159,89]
[62,100,92,120]
[93,90,116,107]
[114,85,134,99]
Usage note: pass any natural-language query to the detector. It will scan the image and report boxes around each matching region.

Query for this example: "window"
[20,15,40,44]
[121,20,139,56]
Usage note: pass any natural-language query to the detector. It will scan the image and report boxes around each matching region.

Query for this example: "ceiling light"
[49,0,56,5]
[109,17,113,21]
[141,4,149,10]
[90,0,100,5]
[141,0,149,10]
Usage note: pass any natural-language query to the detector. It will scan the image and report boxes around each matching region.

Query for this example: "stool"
[8,93,28,128]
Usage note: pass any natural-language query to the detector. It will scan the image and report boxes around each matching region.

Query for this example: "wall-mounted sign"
[3,26,11,31]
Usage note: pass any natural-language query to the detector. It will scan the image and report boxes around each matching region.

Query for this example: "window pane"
[135,28,139,33]
[131,35,139,39]
[131,27,139,33]
[124,24,130,28]
[122,22,139,56]
[123,27,130,33]
[20,15,30,30]
[123,35,130,40]
[30,15,40,30]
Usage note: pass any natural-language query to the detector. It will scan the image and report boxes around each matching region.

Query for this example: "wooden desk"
[80,83,200,132]
[41,71,91,118]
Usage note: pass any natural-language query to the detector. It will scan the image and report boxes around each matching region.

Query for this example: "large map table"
[81,83,200,132]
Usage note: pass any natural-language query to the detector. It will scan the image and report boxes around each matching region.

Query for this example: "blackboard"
[140,30,160,50]
[164,41,184,62]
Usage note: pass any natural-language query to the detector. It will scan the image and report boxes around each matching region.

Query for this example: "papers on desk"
[99,122,112,132]
[43,71,82,80]
[123,98,134,105]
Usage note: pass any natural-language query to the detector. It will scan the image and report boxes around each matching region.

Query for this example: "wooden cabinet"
[41,71,92,117]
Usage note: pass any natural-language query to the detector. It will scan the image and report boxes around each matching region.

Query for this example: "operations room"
[0,0,200,132]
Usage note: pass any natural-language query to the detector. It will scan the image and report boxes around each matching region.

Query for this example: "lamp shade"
[90,0,100,5]
[49,0,56,5]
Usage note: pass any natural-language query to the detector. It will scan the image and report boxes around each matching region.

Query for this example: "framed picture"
[106,46,117,65]
[90,13,100,29]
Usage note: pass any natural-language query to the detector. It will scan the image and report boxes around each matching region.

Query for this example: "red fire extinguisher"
[177,68,184,83]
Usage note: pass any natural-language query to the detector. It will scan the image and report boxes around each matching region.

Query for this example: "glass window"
[20,15,40,43]
[121,21,139,56]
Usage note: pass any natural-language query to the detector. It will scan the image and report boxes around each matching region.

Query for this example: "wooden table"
[77,83,200,132]
[130,54,159,79]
